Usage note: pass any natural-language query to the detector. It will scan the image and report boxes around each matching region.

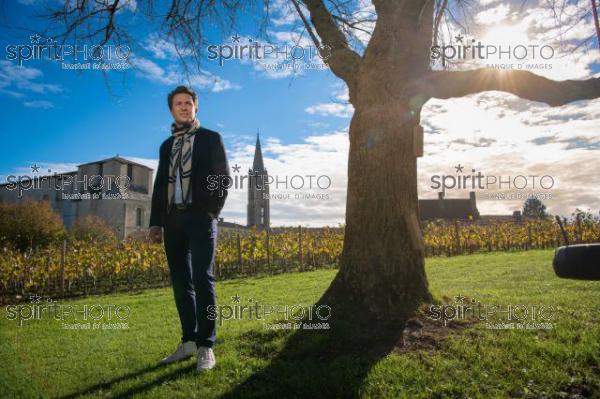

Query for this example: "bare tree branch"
[325,0,376,52]
[411,69,600,107]
[290,0,321,48]
[593,0,600,48]
[432,0,448,48]
[331,14,375,35]
[299,0,361,87]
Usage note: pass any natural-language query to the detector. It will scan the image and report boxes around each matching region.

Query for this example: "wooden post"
[454,220,461,255]
[527,224,532,250]
[83,263,88,297]
[576,213,582,243]
[60,239,66,298]
[46,253,51,293]
[266,229,271,275]
[236,233,242,275]
[555,216,569,246]
[298,225,303,271]
[253,235,257,275]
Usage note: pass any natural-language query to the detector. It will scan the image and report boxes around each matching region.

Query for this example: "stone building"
[247,134,270,229]
[418,191,480,220]
[0,157,153,240]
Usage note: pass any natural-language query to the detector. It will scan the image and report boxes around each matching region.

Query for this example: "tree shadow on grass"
[218,281,414,399]
[57,279,448,399]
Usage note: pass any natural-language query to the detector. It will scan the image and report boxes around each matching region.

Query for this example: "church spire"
[252,129,265,172]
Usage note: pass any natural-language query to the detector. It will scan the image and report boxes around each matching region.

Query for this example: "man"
[149,85,230,372]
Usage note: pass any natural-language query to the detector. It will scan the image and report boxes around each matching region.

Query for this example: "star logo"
[30,33,41,44]
[31,164,40,173]
[231,294,241,303]
[29,293,42,303]
[454,294,466,303]
[454,164,464,173]
[232,164,241,173]
[231,34,241,43]
[454,34,464,43]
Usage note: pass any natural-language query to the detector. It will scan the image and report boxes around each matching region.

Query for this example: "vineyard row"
[1,219,598,300]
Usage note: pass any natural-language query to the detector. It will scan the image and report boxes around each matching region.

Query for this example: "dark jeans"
[163,207,218,348]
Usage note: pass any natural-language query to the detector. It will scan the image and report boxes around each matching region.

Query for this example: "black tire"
[553,244,600,280]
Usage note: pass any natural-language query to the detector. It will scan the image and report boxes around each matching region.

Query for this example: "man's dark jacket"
[149,127,230,228]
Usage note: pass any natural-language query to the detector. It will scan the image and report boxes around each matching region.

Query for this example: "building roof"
[78,156,153,171]
[418,195,479,220]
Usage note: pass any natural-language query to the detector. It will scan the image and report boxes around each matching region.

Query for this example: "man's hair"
[167,86,198,110]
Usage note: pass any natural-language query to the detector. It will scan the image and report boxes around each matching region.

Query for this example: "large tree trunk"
[317,1,435,322]
[322,102,431,321]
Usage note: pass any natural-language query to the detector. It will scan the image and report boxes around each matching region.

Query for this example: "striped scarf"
[168,118,200,208]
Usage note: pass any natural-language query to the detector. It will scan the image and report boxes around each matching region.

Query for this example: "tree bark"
[308,0,435,322]
[321,103,431,321]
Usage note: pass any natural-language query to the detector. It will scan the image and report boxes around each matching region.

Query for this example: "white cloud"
[305,102,354,118]
[0,89,24,98]
[268,0,300,26]
[193,72,240,92]
[419,93,600,217]
[130,56,240,92]
[475,4,510,24]
[304,85,353,118]
[307,121,330,128]
[23,100,53,109]
[334,85,349,101]
[144,35,193,60]
[433,0,598,81]
[0,60,63,95]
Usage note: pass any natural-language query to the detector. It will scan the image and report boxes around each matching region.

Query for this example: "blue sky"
[1,0,599,225]
[0,1,348,169]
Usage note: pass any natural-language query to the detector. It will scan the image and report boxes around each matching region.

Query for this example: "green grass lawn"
[1,249,599,398]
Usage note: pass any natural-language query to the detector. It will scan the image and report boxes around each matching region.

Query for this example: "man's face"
[170,93,198,124]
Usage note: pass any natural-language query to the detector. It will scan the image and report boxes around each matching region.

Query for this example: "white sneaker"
[196,346,216,371]
[159,341,197,365]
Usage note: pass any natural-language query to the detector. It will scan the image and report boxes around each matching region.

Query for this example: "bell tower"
[247,131,270,229]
